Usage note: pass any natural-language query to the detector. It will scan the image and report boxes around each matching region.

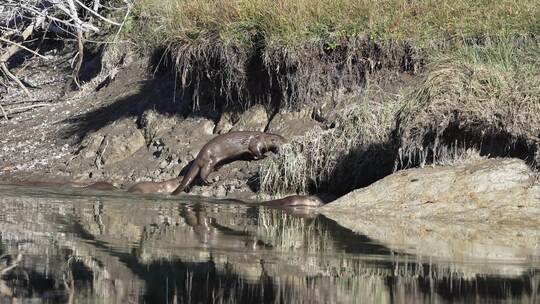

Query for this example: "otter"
[127,176,183,194]
[7,180,118,191]
[172,131,286,195]
[260,195,324,208]
[67,181,118,191]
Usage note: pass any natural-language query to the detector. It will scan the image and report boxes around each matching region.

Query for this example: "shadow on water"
[0,185,539,303]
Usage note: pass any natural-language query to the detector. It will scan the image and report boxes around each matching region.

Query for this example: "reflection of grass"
[257,208,332,253]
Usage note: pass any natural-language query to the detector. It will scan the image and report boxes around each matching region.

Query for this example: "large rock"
[230,104,268,132]
[100,120,146,166]
[321,158,540,260]
[267,109,320,138]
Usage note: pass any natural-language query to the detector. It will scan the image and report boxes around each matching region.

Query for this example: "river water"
[0,184,538,303]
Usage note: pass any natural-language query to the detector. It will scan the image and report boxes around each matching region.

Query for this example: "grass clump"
[260,85,401,195]
[397,38,540,168]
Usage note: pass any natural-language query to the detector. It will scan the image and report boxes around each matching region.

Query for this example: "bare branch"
[0,103,8,120]
[0,37,48,60]
[1,62,31,96]
[73,0,122,26]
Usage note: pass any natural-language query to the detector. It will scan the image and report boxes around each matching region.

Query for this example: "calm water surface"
[0,184,538,303]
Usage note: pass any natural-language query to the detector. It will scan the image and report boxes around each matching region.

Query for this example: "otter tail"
[172,164,200,195]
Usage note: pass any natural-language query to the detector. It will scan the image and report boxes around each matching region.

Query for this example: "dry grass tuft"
[397,38,540,168]
[260,85,400,195]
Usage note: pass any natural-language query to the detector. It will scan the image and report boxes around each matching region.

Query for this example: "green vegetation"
[130,0,539,49]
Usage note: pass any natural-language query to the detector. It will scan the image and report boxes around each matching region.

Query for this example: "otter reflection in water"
[182,206,260,251]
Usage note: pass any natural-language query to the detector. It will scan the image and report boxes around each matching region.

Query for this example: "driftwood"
[0,0,132,95]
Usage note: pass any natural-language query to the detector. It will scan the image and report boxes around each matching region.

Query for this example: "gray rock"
[321,158,540,260]
[100,120,146,166]
[214,112,234,134]
[231,104,268,132]
[267,109,320,138]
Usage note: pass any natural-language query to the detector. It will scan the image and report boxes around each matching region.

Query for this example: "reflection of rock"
[231,104,268,132]
[267,109,319,138]
[322,158,540,260]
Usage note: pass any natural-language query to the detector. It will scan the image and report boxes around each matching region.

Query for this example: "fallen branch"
[0,103,8,120]
[0,23,37,96]
[1,62,30,96]
[6,103,52,113]
[0,253,23,277]
[0,37,48,60]
[73,0,122,26]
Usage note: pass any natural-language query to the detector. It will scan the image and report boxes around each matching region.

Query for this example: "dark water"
[0,185,538,303]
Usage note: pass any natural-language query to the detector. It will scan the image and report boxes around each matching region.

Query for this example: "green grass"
[130,0,539,50]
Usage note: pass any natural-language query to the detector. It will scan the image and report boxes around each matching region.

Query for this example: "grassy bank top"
[130,0,539,50]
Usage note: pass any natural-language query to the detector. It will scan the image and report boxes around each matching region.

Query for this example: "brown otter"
[67,181,118,191]
[172,131,286,195]
[8,180,117,191]
[127,176,183,194]
[260,195,324,208]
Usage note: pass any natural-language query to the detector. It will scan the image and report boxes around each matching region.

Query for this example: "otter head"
[301,196,324,207]
[266,133,287,153]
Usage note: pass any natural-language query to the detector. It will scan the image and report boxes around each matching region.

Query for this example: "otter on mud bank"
[172,131,286,195]
[127,177,183,194]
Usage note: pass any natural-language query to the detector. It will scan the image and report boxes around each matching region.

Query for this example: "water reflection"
[0,184,538,303]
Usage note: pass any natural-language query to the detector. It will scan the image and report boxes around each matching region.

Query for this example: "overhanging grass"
[260,84,401,195]
[260,38,540,195]
[397,37,540,168]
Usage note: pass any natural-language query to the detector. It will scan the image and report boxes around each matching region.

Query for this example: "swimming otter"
[9,180,117,191]
[127,177,183,194]
[172,131,286,195]
[68,181,118,191]
[260,195,324,208]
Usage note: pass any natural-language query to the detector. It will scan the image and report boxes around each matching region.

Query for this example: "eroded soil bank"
[0,37,538,202]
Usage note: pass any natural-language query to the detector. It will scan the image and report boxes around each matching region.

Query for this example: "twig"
[0,37,47,60]
[0,253,23,277]
[66,0,84,89]
[73,0,122,26]
[6,103,52,113]
[111,2,132,43]
[1,62,30,97]
[0,103,8,120]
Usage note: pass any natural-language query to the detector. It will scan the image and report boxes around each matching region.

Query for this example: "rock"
[79,133,104,159]
[322,158,537,215]
[214,112,234,134]
[321,158,540,260]
[139,109,178,144]
[100,120,146,166]
[231,104,268,132]
[267,109,320,138]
